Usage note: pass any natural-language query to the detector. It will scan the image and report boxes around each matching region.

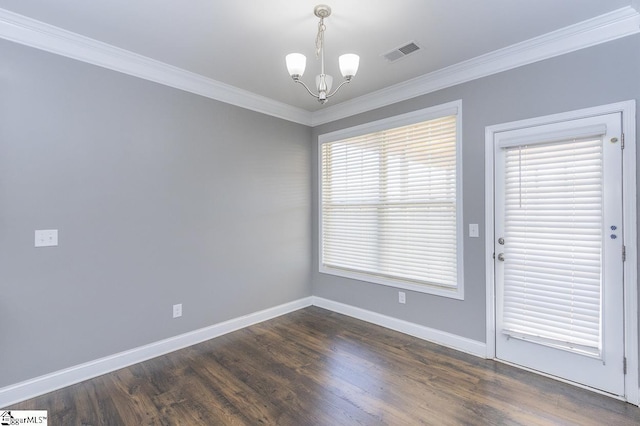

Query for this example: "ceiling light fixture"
[285,5,360,104]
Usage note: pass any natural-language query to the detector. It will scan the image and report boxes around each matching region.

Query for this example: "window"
[318,101,463,298]
[497,122,613,357]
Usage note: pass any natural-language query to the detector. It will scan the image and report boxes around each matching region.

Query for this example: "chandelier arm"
[293,78,320,98]
[326,79,352,98]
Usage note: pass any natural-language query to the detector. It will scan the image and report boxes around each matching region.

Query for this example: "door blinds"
[501,138,603,356]
[320,115,457,288]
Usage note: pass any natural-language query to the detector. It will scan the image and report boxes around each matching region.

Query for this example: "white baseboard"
[312,296,487,358]
[0,297,314,408]
[1,295,487,408]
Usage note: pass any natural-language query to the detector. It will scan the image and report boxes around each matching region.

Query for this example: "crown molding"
[311,6,640,126]
[0,7,638,128]
[0,8,313,126]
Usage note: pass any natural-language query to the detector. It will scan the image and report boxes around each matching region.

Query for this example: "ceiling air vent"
[382,41,421,63]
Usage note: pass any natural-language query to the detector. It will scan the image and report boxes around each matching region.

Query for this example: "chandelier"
[285,5,360,104]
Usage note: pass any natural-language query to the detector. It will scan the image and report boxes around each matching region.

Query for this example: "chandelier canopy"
[285,5,360,104]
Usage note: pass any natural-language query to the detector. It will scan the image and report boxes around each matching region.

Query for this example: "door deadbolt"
[498,237,505,245]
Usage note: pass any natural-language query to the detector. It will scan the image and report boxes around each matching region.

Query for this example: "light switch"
[469,224,479,238]
[35,229,58,247]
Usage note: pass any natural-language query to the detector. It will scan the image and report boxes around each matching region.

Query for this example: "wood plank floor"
[7,306,640,425]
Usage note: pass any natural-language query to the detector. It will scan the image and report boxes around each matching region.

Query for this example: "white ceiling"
[0,0,635,113]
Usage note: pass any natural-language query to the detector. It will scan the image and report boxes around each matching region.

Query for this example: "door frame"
[484,100,638,404]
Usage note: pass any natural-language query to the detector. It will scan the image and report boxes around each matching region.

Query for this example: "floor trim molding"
[1,295,489,408]
[0,297,313,408]
[312,297,487,358]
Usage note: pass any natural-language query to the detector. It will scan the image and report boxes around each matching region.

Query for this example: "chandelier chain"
[315,18,325,59]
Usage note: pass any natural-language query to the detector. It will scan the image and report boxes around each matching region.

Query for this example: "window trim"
[318,100,464,299]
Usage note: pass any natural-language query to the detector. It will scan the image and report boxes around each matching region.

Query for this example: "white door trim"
[484,100,638,404]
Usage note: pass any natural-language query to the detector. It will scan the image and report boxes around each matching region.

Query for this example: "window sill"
[320,265,465,300]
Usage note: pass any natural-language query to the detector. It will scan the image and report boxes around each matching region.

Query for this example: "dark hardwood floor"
[7,306,640,425]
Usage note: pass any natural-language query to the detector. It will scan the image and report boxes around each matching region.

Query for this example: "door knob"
[497,253,505,261]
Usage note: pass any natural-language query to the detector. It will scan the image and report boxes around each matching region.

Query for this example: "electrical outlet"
[173,303,182,318]
[399,291,406,304]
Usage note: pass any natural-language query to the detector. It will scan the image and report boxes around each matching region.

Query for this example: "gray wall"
[2,30,639,392]
[312,34,640,344]
[0,39,311,388]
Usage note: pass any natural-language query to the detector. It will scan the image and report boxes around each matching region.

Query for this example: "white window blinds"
[501,138,603,356]
[320,114,458,290]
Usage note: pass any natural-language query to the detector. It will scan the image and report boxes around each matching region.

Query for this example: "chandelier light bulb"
[286,53,307,78]
[339,54,360,79]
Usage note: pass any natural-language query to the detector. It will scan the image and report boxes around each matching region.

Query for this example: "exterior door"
[493,113,625,395]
